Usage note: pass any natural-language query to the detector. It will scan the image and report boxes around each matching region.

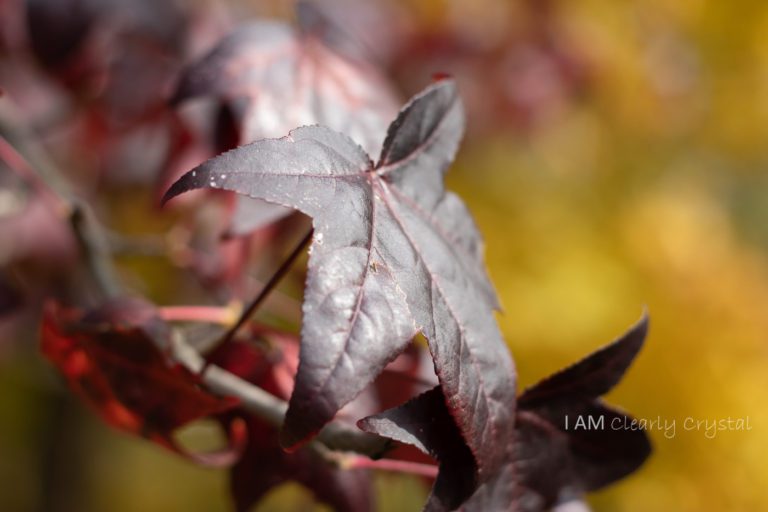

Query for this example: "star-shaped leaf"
[163,79,518,488]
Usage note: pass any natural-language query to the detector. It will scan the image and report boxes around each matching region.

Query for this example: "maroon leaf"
[223,417,373,512]
[163,78,518,495]
[295,0,411,66]
[172,20,397,154]
[359,386,476,511]
[374,342,437,411]
[360,313,652,511]
[26,0,187,99]
[40,298,243,466]
[26,0,94,74]
[206,328,298,402]
[512,313,652,508]
[172,19,400,234]
[518,312,648,407]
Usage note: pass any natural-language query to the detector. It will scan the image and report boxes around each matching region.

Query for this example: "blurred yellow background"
[2,0,768,510]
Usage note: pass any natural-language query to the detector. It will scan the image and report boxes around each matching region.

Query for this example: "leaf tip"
[161,170,199,206]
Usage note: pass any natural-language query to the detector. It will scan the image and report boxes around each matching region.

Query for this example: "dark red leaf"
[209,336,372,512]
[206,328,298,401]
[295,0,411,66]
[518,312,649,407]
[226,417,373,512]
[512,313,652,508]
[359,386,476,511]
[163,81,518,485]
[360,313,652,511]
[172,18,400,234]
[26,0,94,73]
[172,20,397,155]
[40,298,242,466]
[374,342,437,411]
[26,0,187,99]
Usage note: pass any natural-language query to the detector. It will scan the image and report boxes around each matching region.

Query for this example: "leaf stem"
[0,136,67,212]
[217,228,313,345]
[170,330,389,456]
[69,202,122,299]
[344,456,438,478]
[159,305,240,325]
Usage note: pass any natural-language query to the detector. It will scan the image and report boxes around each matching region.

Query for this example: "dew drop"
[315,232,324,245]
[192,171,197,177]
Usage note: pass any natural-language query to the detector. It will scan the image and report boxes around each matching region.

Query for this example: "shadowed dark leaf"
[209,338,373,512]
[26,0,94,73]
[374,342,437,411]
[360,313,652,511]
[512,313,652,508]
[359,386,476,511]
[40,298,243,466]
[225,417,373,512]
[518,312,649,407]
[163,79,517,491]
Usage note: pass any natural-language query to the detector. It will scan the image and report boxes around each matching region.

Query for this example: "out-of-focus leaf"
[518,312,648,407]
[172,19,400,234]
[164,81,517,485]
[172,20,397,154]
[296,0,411,66]
[26,0,188,96]
[26,0,95,74]
[40,298,243,466]
[224,417,373,512]
[208,337,373,512]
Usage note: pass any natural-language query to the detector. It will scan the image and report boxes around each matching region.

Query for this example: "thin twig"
[0,136,68,211]
[344,456,438,478]
[218,228,313,346]
[69,202,122,299]
[170,330,389,456]
[0,101,72,199]
[159,305,240,325]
